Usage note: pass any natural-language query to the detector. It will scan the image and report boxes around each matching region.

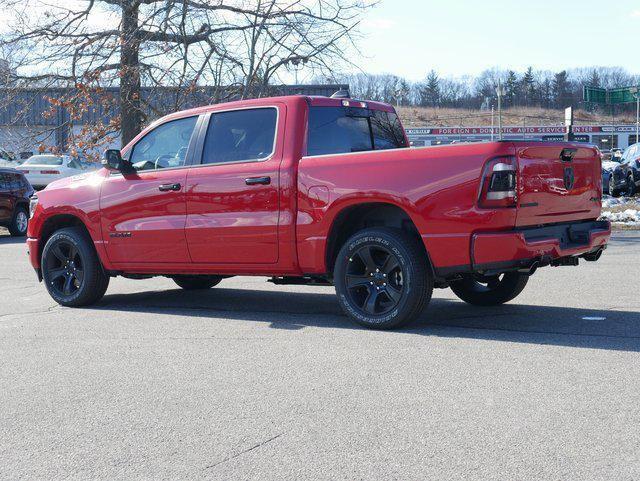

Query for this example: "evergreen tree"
[588,69,601,87]
[553,70,571,108]
[397,79,410,106]
[421,69,440,107]
[521,67,536,106]
[505,70,518,107]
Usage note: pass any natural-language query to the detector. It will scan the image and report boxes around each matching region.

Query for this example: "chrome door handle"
[245,176,271,186]
[158,183,181,192]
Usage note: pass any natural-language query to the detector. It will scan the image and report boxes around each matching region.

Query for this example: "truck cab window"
[202,108,277,164]
[371,111,407,150]
[307,106,407,156]
[129,116,197,171]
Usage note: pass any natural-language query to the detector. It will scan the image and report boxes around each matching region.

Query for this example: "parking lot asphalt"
[1,229,639,481]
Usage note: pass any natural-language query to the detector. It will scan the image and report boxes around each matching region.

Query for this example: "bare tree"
[0,0,372,150]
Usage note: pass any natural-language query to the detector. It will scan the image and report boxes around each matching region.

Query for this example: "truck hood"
[43,168,107,191]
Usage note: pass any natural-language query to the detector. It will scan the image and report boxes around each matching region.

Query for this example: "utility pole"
[491,106,495,141]
[632,87,640,144]
[496,80,505,141]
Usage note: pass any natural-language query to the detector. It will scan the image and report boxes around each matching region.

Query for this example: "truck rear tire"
[172,275,222,290]
[449,272,528,306]
[42,227,109,307]
[334,227,433,330]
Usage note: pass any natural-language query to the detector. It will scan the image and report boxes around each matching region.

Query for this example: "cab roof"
[157,94,396,124]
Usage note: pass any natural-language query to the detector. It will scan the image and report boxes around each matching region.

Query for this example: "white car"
[16,155,85,189]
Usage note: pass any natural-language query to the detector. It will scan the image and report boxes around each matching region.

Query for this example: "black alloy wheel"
[344,244,404,316]
[42,227,109,306]
[45,240,84,297]
[334,227,433,329]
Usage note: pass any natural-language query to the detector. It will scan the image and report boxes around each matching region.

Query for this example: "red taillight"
[18,169,29,174]
[41,170,60,175]
[478,156,517,208]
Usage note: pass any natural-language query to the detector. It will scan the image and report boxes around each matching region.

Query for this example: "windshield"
[23,155,63,166]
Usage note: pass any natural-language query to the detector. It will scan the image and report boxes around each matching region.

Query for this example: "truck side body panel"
[297,142,518,274]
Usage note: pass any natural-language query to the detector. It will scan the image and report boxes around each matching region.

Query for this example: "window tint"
[307,107,372,156]
[19,174,30,189]
[371,111,407,150]
[202,108,277,164]
[9,173,21,190]
[130,116,197,171]
[0,173,9,191]
[307,106,407,156]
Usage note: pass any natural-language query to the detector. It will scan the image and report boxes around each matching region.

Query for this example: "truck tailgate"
[515,143,601,227]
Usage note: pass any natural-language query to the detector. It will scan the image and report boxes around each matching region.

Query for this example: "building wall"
[406,125,639,150]
[0,84,348,154]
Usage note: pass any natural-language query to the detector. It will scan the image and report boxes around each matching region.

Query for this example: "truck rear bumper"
[471,220,611,273]
[434,220,611,278]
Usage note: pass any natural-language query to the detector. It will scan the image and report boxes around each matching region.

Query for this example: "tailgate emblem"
[563,167,575,190]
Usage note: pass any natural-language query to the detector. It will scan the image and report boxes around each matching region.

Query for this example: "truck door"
[185,106,283,264]
[100,116,199,264]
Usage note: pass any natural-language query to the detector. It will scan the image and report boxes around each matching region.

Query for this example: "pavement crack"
[203,432,285,470]
[0,304,59,319]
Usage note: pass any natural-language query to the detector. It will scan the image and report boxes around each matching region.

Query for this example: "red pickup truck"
[27,95,611,329]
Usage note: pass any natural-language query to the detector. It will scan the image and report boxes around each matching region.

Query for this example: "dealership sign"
[404,125,639,136]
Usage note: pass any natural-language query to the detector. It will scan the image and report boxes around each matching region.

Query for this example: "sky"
[2,0,638,84]
[355,0,640,80]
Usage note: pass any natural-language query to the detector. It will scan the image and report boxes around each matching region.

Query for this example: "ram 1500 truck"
[27,95,611,329]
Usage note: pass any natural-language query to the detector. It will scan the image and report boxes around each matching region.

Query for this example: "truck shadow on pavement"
[95,287,640,352]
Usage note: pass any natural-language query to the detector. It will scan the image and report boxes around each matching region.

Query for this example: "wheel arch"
[38,214,105,268]
[325,201,433,275]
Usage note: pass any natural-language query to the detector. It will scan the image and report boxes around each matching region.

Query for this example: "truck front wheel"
[42,227,109,307]
[449,272,528,306]
[334,228,433,330]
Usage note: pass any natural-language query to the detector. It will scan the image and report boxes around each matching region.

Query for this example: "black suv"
[0,169,34,236]
[610,143,640,197]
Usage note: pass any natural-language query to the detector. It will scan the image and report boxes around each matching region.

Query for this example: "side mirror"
[102,149,132,172]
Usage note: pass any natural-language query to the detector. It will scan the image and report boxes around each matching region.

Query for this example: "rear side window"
[307,106,407,156]
[202,108,277,164]
[19,174,30,189]
[9,173,21,190]
[0,173,9,191]
[371,111,407,150]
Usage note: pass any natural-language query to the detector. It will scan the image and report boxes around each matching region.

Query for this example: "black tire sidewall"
[334,229,430,329]
[450,272,528,306]
[42,228,103,306]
